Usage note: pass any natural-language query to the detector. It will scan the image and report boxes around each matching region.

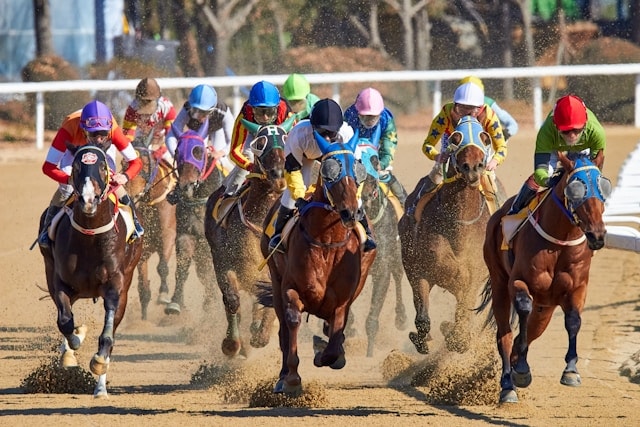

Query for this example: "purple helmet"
[80,100,113,132]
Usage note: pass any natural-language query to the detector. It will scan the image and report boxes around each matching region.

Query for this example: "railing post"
[636,73,640,128]
[332,82,340,105]
[36,91,45,150]
[432,80,441,118]
[533,78,543,130]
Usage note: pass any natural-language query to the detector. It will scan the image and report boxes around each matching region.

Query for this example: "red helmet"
[553,95,587,131]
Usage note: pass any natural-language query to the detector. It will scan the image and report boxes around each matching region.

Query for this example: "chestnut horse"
[204,118,293,357]
[259,131,376,396]
[39,145,142,397]
[398,116,504,355]
[358,145,407,357]
[164,127,223,315]
[479,151,610,403]
[125,144,177,320]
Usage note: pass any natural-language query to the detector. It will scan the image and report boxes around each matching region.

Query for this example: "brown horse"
[358,145,407,357]
[164,127,223,315]
[479,151,610,403]
[39,145,142,397]
[398,116,504,355]
[125,144,177,320]
[258,131,376,396]
[205,119,293,357]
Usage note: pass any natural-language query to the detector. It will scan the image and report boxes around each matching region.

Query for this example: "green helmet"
[283,73,310,101]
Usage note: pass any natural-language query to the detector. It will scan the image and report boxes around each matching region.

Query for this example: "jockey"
[282,73,320,121]
[165,84,236,174]
[405,81,507,216]
[121,77,177,165]
[344,87,408,206]
[38,100,144,248]
[224,80,293,196]
[507,94,606,215]
[460,75,519,141]
[269,98,377,253]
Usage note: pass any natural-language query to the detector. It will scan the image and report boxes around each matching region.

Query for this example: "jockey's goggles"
[253,106,278,122]
[83,117,112,129]
[315,128,339,141]
[87,130,109,138]
[560,127,585,136]
[189,107,213,120]
[454,103,480,116]
[358,114,380,128]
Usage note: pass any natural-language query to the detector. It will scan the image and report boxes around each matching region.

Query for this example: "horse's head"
[314,129,366,228]
[174,127,207,198]
[358,144,381,208]
[557,150,611,250]
[447,115,490,187]
[70,145,110,215]
[124,146,154,202]
[242,117,293,193]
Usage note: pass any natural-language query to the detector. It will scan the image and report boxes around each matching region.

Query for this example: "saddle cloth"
[500,191,549,250]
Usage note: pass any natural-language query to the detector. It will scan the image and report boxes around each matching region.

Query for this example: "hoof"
[67,324,88,350]
[93,375,108,398]
[330,354,346,370]
[409,331,429,354]
[157,292,171,305]
[164,302,181,315]
[274,378,302,396]
[312,335,328,353]
[499,389,518,403]
[560,371,582,387]
[395,310,407,331]
[221,338,241,357]
[250,334,269,349]
[511,369,532,388]
[89,354,109,376]
[61,350,78,368]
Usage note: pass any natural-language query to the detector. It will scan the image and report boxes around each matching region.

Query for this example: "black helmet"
[310,98,343,132]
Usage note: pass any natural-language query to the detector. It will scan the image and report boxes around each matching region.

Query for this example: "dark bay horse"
[358,145,407,357]
[259,131,376,396]
[398,116,504,355]
[39,145,142,397]
[479,151,610,403]
[164,128,223,315]
[125,143,177,320]
[205,118,293,358]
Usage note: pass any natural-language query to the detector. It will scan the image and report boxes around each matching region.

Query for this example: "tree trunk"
[501,2,514,100]
[33,0,54,57]
[415,8,432,109]
[631,0,640,45]
[172,0,204,77]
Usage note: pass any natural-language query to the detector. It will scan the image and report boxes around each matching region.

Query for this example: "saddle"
[210,186,251,227]
[500,190,550,250]
[378,181,405,220]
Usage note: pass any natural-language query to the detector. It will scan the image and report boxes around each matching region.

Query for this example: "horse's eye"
[598,176,612,199]
[354,160,367,184]
[565,180,586,201]
[321,158,342,182]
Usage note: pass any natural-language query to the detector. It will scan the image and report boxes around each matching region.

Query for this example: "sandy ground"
[1,121,640,426]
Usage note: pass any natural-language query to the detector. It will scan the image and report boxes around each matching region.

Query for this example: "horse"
[204,118,293,357]
[358,145,407,357]
[398,115,504,355]
[478,150,610,403]
[125,142,177,320]
[164,127,223,315]
[38,145,143,397]
[258,130,376,396]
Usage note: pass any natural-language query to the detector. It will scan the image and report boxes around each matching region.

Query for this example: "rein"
[68,184,120,236]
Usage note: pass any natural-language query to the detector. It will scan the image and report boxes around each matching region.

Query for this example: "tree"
[383,0,429,69]
[33,0,53,56]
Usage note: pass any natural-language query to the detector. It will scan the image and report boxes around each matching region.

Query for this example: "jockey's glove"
[295,197,309,211]
[166,188,180,205]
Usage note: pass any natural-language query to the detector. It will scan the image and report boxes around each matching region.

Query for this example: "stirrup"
[269,234,284,253]
[38,229,51,248]
[364,237,377,252]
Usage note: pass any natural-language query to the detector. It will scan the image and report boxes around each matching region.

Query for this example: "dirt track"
[1,123,640,426]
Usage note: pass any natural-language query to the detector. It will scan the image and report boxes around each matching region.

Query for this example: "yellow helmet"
[460,75,484,91]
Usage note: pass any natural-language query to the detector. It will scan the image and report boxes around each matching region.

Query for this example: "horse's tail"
[475,276,496,330]
[255,280,274,308]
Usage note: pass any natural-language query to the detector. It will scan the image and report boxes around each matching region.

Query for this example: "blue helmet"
[80,100,113,132]
[249,81,280,107]
[188,84,217,110]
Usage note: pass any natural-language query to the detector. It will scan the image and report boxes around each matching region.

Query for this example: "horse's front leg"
[282,288,303,396]
[166,234,195,315]
[250,299,276,349]
[560,307,582,386]
[491,278,518,403]
[314,305,347,369]
[392,265,408,331]
[408,276,431,354]
[366,267,391,357]
[137,256,151,320]
[510,283,533,389]
[194,238,217,311]
[157,201,176,301]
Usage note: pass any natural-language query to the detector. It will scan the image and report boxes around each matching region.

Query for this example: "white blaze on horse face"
[81,177,97,212]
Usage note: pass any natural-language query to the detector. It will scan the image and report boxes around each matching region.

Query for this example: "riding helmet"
[283,74,310,101]
[553,95,588,131]
[310,98,343,132]
[188,84,217,110]
[453,82,484,107]
[249,81,280,107]
[80,100,113,132]
[459,75,485,91]
[355,87,384,115]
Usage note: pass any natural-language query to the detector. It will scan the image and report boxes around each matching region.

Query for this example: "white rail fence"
[1,63,640,150]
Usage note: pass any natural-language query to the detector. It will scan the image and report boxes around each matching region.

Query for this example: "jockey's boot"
[269,205,295,252]
[359,215,377,252]
[121,194,144,240]
[37,204,62,248]
[506,183,537,216]
[405,176,437,217]
[388,173,408,207]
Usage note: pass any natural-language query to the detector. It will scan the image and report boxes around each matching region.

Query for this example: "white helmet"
[453,82,484,107]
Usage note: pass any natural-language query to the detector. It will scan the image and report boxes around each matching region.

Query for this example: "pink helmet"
[355,88,384,115]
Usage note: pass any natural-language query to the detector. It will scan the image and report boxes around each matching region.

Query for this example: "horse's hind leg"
[315,305,348,369]
[60,324,88,367]
[250,301,276,349]
[365,268,391,357]
[560,307,582,386]
[408,277,431,354]
[392,266,407,331]
[510,285,533,388]
[137,260,151,320]
[166,235,194,315]
[490,278,518,403]
[282,289,303,396]
[157,202,176,304]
